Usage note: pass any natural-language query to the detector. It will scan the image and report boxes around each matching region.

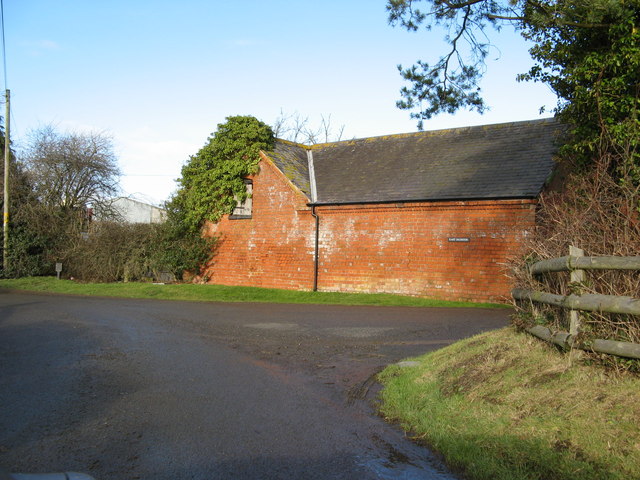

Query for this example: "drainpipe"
[311,205,319,292]
[307,149,319,292]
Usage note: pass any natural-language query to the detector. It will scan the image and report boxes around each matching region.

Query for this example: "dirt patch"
[524,366,567,387]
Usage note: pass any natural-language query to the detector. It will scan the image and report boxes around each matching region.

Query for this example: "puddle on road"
[361,434,457,480]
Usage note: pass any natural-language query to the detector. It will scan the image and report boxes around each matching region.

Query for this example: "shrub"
[510,148,640,358]
[60,221,214,283]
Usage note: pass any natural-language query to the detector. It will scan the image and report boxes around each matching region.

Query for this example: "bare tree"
[272,110,346,145]
[23,125,121,213]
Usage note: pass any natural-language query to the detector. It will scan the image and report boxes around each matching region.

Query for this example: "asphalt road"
[0,291,509,479]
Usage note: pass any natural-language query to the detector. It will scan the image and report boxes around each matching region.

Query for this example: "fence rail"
[513,247,640,360]
[512,289,640,316]
[530,255,640,275]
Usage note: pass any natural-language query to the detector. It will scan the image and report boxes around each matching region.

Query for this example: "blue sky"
[5,0,557,204]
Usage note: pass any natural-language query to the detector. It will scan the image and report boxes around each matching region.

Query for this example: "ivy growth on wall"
[168,115,276,234]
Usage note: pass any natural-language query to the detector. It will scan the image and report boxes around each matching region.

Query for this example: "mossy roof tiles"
[267,140,311,198]
[265,118,562,205]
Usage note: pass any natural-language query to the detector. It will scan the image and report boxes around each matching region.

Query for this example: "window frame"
[229,179,253,219]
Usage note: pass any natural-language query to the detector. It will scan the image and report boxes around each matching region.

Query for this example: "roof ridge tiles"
[272,138,311,149]
[304,117,558,149]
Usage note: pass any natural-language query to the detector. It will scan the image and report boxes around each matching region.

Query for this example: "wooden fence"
[512,246,640,360]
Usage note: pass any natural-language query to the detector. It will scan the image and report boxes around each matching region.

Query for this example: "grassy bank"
[0,277,505,309]
[378,327,640,480]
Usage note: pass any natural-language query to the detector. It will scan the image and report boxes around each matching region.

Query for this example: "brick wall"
[314,200,536,302]
[203,159,537,302]
[203,157,316,290]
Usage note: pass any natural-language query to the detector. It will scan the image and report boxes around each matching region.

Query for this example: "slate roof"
[268,140,312,198]
[265,118,563,205]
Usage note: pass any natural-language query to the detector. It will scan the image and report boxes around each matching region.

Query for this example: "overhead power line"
[1,0,6,90]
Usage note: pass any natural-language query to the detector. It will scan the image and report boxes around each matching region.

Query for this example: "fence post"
[569,246,585,336]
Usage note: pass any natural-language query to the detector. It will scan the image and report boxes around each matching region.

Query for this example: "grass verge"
[0,277,505,309]
[378,327,640,480]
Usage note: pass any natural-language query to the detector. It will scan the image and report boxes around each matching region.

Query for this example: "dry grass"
[378,327,640,480]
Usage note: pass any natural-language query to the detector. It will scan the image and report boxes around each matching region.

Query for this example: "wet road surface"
[0,291,508,479]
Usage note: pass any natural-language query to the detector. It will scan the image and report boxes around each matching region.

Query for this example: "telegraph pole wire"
[1,0,6,89]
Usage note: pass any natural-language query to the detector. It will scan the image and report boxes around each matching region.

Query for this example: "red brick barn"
[203,119,561,302]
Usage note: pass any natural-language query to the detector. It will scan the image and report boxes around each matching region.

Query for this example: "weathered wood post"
[569,246,585,336]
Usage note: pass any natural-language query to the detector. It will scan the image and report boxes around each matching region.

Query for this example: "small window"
[230,180,252,219]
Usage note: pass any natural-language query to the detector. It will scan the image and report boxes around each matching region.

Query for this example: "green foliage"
[4,205,94,279]
[387,0,640,173]
[63,222,158,282]
[4,223,52,278]
[149,209,216,279]
[49,219,214,283]
[520,2,640,175]
[2,209,214,282]
[2,126,123,278]
[387,0,518,127]
[1,160,68,278]
[154,115,274,278]
[3,118,246,281]
[169,115,275,233]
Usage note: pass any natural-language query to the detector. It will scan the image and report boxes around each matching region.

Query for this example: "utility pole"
[3,88,9,272]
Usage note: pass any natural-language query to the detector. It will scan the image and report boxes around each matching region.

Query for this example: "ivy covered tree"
[168,115,275,234]
[387,0,639,174]
[157,116,275,278]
